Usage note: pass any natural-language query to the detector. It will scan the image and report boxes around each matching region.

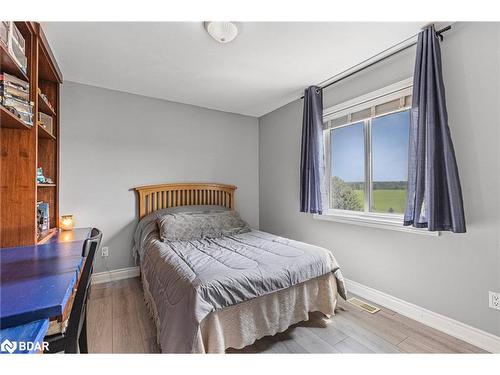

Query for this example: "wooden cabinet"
[0,22,62,247]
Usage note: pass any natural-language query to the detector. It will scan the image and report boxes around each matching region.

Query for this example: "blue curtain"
[300,86,324,214]
[404,25,466,232]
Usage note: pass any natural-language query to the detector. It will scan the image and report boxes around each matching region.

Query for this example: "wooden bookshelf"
[38,122,56,139]
[1,22,62,248]
[0,105,33,130]
[38,92,56,116]
[37,228,57,244]
[0,42,29,81]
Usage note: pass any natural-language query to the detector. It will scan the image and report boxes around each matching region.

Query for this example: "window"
[323,79,412,219]
[371,111,410,214]
[329,121,365,211]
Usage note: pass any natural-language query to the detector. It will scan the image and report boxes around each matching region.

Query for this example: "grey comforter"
[133,210,346,353]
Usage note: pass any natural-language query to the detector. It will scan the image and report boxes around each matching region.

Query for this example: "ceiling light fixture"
[204,22,238,44]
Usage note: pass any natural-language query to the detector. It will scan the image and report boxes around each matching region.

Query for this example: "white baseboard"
[92,266,140,285]
[345,278,500,353]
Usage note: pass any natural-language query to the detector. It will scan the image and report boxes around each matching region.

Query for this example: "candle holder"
[60,215,74,231]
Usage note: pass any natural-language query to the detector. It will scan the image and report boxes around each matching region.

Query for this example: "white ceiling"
[42,22,427,117]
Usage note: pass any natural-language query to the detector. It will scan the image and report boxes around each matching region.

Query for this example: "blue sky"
[330,110,410,182]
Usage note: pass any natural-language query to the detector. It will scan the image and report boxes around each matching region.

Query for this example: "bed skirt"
[141,269,338,353]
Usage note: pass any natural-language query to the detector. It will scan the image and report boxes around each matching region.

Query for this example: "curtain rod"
[300,25,452,99]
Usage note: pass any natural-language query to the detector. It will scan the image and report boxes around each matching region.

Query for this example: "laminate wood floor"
[87,277,486,354]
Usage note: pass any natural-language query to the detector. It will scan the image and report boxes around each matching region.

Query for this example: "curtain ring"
[315,88,321,94]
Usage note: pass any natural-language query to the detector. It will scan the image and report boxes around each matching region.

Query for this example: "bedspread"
[135,219,345,352]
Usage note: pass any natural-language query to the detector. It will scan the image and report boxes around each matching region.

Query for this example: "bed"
[132,183,346,353]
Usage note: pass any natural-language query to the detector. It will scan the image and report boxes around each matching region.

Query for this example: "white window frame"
[314,78,439,236]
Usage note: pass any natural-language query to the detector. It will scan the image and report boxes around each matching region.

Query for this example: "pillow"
[150,205,228,217]
[133,205,230,261]
[157,210,250,241]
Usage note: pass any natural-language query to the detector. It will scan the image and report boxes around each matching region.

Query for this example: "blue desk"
[0,320,49,354]
[0,228,91,347]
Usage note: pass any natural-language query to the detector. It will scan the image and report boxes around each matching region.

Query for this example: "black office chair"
[46,228,102,354]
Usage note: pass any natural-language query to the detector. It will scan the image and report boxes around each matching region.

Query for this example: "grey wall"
[60,81,259,273]
[259,22,500,335]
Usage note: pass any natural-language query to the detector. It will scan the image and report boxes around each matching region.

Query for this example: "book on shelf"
[0,72,33,126]
[0,73,29,91]
[37,201,50,234]
[0,83,28,101]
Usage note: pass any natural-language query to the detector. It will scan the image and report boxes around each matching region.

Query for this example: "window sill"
[313,212,440,236]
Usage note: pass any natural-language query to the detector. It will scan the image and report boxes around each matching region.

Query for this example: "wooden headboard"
[134,183,237,219]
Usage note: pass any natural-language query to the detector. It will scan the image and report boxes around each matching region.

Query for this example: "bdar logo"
[1,339,17,354]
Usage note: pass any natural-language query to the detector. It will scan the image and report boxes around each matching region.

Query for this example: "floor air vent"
[347,297,380,314]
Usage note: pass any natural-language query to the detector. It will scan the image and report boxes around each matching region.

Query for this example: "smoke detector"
[204,22,238,43]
